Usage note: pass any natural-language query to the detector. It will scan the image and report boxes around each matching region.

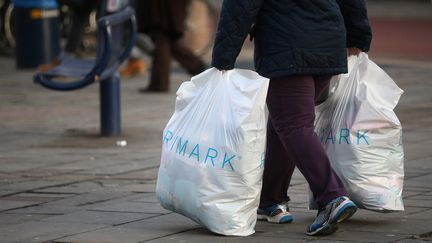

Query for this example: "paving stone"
[0,221,107,243]
[393,238,432,243]
[54,214,198,243]
[129,193,161,204]
[407,194,432,200]
[407,209,432,220]
[0,213,53,225]
[0,161,52,173]
[111,149,161,162]
[0,192,71,212]
[43,157,123,172]
[14,192,76,199]
[53,191,134,207]
[75,161,158,176]
[111,167,159,180]
[0,173,29,185]
[405,156,432,170]
[402,129,432,144]
[342,217,432,235]
[146,228,313,243]
[0,180,81,193]
[74,191,151,204]
[402,198,432,208]
[402,185,432,193]
[13,170,82,179]
[0,148,93,160]
[41,210,157,225]
[0,149,90,173]
[146,228,405,243]
[409,173,432,182]
[89,201,169,214]
[41,173,97,182]
[358,203,429,215]
[33,181,105,194]
[402,190,425,199]
[308,232,407,243]
[404,180,432,189]
[404,142,432,161]
[4,191,134,215]
[116,181,156,193]
[0,199,45,212]
[0,190,19,197]
[404,167,430,178]
[33,179,155,195]
[4,204,79,215]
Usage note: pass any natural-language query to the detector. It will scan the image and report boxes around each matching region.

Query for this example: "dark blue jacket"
[211,0,372,78]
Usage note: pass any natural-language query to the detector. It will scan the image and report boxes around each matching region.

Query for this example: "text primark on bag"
[163,130,237,171]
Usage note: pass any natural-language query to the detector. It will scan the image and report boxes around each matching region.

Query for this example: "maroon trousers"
[259,75,348,209]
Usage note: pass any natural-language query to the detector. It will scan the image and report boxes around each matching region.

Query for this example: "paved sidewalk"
[1,2,432,242]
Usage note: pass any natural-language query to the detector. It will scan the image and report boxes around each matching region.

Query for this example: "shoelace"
[315,208,330,225]
[315,197,345,224]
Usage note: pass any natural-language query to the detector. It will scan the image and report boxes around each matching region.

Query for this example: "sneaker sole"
[307,201,357,236]
[306,223,339,236]
[257,213,293,224]
[330,201,357,224]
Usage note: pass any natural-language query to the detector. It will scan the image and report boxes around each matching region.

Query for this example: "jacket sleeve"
[337,0,372,52]
[211,0,264,70]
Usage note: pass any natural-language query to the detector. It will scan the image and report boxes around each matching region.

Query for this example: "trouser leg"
[148,31,170,91]
[259,118,296,208]
[264,75,347,209]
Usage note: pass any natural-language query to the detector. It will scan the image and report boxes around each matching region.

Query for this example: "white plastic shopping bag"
[311,53,405,212]
[156,68,269,236]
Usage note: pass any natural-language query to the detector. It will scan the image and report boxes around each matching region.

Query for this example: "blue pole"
[100,74,121,136]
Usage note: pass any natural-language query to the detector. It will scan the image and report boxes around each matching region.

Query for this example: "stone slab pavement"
[1,2,432,242]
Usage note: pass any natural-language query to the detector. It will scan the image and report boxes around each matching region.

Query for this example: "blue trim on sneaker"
[330,200,357,224]
[306,196,357,236]
[257,202,293,224]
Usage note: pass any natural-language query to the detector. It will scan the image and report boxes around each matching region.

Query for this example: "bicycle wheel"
[0,0,15,56]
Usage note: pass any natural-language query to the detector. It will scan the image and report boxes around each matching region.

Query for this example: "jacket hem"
[259,67,348,79]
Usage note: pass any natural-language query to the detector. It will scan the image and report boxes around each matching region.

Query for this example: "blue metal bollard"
[100,74,121,136]
[13,0,60,69]
[32,5,136,137]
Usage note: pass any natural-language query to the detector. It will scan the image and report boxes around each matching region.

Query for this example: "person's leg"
[266,75,347,209]
[146,32,171,91]
[313,75,332,104]
[314,75,332,104]
[65,4,93,53]
[171,40,207,75]
[260,118,295,208]
[257,117,295,223]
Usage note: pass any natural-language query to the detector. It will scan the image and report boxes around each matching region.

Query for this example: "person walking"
[211,0,372,236]
[134,0,207,92]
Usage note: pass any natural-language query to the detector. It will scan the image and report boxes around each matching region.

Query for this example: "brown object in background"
[369,18,432,61]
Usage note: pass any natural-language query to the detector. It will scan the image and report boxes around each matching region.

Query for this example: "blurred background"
[367,0,432,61]
[0,0,431,68]
[0,0,431,144]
